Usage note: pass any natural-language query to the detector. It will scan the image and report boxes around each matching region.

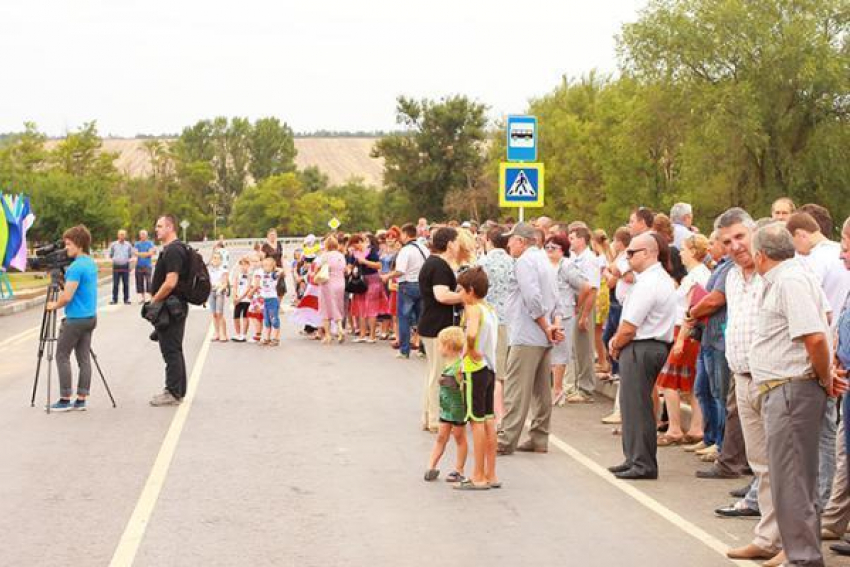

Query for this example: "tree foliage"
[372,95,489,221]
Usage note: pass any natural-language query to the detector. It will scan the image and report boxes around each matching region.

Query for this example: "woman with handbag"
[315,236,347,344]
[348,234,387,343]
[655,234,712,446]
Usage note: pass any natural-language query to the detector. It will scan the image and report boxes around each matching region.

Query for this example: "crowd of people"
[53,197,850,565]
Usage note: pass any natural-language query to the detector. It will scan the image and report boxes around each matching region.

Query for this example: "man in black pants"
[607,233,677,480]
[149,214,189,407]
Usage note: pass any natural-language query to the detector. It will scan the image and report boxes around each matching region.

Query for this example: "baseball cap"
[502,222,537,240]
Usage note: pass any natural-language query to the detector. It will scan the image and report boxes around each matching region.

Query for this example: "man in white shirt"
[608,233,676,480]
[567,225,601,403]
[383,223,429,358]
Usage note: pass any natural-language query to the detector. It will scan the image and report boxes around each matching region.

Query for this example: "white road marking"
[548,433,760,566]
[108,323,215,567]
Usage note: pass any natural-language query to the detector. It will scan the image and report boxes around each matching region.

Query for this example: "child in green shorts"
[424,326,469,483]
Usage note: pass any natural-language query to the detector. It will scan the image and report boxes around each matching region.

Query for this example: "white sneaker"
[150,390,182,407]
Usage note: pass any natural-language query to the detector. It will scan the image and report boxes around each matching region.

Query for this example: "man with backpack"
[148,214,196,406]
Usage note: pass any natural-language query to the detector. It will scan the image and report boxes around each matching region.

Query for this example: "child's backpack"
[177,242,212,305]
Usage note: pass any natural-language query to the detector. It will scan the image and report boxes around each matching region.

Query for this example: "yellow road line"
[108,324,215,567]
[548,433,759,567]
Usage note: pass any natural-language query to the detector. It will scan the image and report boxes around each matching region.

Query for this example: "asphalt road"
[1,286,849,567]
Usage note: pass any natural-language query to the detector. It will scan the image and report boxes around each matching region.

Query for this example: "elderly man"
[497,222,563,455]
[670,202,694,249]
[567,224,600,403]
[133,230,156,303]
[787,209,848,507]
[109,229,134,305]
[770,197,796,222]
[705,209,783,564]
[607,233,676,480]
[750,223,838,567]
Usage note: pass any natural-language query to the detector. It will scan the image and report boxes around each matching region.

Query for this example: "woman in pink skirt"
[348,234,387,343]
[316,235,347,344]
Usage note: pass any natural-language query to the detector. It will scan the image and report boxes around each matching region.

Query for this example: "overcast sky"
[0,0,646,137]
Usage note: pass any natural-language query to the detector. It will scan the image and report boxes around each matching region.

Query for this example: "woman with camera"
[46,225,99,412]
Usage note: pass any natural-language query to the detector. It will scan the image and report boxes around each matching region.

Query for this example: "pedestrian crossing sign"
[499,162,544,208]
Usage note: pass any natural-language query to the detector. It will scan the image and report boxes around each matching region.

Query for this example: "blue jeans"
[112,267,129,302]
[694,349,718,447]
[697,345,730,450]
[819,397,837,509]
[602,302,622,375]
[397,282,421,356]
[263,297,280,329]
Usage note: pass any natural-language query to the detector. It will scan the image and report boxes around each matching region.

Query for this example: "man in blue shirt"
[133,229,155,303]
[46,225,99,412]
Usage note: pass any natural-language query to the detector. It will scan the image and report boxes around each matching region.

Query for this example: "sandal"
[488,481,503,489]
[682,434,704,444]
[270,339,280,346]
[445,471,465,483]
[452,479,490,491]
[657,434,685,447]
[424,469,439,482]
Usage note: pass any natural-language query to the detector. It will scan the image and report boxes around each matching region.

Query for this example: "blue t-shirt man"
[64,255,98,319]
[134,240,155,269]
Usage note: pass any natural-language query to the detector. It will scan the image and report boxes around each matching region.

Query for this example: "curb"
[0,276,112,317]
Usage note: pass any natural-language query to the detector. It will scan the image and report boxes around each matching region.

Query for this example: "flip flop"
[488,481,503,489]
[453,479,490,491]
[424,469,439,482]
[658,434,685,447]
[445,471,464,483]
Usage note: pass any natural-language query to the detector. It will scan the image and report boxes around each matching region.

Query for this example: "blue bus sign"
[506,115,537,162]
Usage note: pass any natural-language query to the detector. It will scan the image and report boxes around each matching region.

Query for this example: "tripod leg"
[44,309,56,414]
[32,285,57,407]
[89,349,117,408]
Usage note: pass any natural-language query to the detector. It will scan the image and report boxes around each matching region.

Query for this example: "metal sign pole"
[519,207,524,223]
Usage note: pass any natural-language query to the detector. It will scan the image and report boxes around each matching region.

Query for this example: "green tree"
[618,0,850,224]
[50,121,118,179]
[372,95,489,220]
[299,165,330,192]
[248,117,297,182]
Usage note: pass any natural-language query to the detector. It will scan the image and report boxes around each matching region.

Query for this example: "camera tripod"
[30,270,117,414]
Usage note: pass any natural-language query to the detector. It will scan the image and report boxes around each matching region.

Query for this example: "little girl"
[207,252,229,342]
[256,256,283,346]
[231,257,252,342]
[424,326,468,484]
[246,253,265,343]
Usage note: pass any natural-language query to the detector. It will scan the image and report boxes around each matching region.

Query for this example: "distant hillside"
[44,137,385,187]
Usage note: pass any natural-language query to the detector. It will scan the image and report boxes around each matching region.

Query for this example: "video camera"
[27,240,71,272]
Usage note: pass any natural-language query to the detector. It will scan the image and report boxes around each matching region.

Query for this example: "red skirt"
[656,326,700,392]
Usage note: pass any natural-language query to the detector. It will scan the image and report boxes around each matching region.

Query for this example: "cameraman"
[148,214,189,407]
[46,225,98,412]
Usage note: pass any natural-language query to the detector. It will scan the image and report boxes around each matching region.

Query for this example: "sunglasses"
[626,248,647,258]
[544,244,562,251]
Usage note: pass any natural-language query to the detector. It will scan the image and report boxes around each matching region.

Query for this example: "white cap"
[305,234,316,244]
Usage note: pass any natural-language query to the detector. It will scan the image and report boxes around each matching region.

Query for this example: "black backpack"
[176,242,212,305]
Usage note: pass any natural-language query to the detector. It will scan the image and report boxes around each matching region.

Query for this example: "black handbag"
[345,266,368,294]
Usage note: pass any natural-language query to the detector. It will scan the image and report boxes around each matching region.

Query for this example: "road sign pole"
[519,207,524,223]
